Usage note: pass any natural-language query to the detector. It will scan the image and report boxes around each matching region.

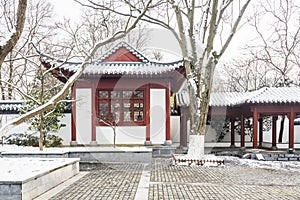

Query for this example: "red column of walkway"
[230,118,235,147]
[272,116,277,149]
[240,115,245,148]
[288,109,295,150]
[259,118,263,147]
[253,108,258,149]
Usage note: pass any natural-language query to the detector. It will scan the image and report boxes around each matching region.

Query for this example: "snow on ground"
[173,153,300,169]
[222,156,300,170]
[0,157,78,181]
[2,145,300,174]
[0,144,151,153]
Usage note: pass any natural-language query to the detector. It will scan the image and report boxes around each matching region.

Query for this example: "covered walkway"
[179,87,300,152]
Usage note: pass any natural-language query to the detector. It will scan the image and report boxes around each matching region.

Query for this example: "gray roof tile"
[40,42,183,76]
[178,87,300,107]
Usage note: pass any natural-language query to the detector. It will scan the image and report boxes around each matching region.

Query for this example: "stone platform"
[67,147,152,163]
[0,146,152,163]
[0,158,79,200]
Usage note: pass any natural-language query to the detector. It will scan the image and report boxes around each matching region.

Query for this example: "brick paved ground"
[149,158,300,199]
[49,163,144,200]
[48,158,300,199]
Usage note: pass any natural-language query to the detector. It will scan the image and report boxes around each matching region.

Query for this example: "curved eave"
[41,60,75,83]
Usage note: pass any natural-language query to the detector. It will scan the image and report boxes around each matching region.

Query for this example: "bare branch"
[0,79,39,104]
[218,0,251,58]
[0,0,153,137]
[0,0,27,66]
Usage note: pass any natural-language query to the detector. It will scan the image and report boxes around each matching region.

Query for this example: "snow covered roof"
[40,42,183,76]
[98,41,149,62]
[0,101,72,114]
[210,92,250,107]
[245,87,300,104]
[177,87,300,107]
[0,101,23,114]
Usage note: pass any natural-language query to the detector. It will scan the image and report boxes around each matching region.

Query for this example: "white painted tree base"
[187,135,205,160]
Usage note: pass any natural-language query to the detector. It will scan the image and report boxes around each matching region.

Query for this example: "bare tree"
[0,0,153,142]
[0,0,27,98]
[222,0,300,143]
[76,0,251,158]
[220,56,279,92]
[246,0,300,86]
[0,0,56,100]
[55,6,150,61]
[248,0,300,143]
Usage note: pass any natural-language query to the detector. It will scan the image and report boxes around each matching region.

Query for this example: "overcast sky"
[49,0,256,64]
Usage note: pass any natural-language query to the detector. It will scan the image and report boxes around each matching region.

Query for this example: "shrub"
[5,133,63,147]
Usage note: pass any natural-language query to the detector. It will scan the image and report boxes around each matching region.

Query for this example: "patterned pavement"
[46,158,300,200]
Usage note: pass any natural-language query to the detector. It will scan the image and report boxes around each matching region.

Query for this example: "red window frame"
[97,89,145,126]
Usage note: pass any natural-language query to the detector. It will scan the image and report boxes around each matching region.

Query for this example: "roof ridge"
[245,87,269,103]
[98,41,149,63]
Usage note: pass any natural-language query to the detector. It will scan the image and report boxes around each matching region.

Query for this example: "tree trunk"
[39,70,44,151]
[39,114,44,151]
[187,135,205,159]
[278,116,285,143]
[113,127,116,148]
[0,0,27,66]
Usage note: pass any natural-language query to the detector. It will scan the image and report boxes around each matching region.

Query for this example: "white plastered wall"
[0,114,71,146]
[263,116,300,143]
[56,114,71,145]
[150,88,166,144]
[76,88,92,144]
[96,126,146,144]
[170,116,180,143]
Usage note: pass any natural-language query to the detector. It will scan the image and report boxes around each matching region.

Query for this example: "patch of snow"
[222,156,300,170]
[0,144,151,153]
[0,157,78,182]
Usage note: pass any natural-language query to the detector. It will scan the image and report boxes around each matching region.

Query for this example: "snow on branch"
[0,0,153,137]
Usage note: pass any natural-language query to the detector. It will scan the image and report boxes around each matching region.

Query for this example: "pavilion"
[178,87,300,152]
[40,41,185,146]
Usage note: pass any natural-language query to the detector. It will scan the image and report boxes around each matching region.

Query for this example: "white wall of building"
[263,116,300,143]
[76,88,92,144]
[170,116,180,143]
[150,89,166,144]
[204,116,300,148]
[0,114,71,146]
[96,126,146,144]
[56,114,71,145]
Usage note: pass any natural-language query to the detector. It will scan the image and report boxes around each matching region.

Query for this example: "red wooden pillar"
[165,86,171,142]
[252,107,258,149]
[91,82,97,145]
[230,117,235,148]
[258,118,263,148]
[288,108,295,151]
[91,81,97,144]
[272,116,277,149]
[240,115,245,149]
[71,85,77,145]
[145,84,151,145]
